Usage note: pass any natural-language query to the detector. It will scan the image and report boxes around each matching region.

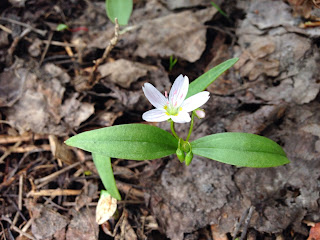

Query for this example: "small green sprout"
[169,55,178,71]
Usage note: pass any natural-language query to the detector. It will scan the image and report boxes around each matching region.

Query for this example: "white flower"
[142,75,210,123]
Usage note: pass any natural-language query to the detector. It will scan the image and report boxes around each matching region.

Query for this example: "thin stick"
[0,133,47,144]
[27,189,82,197]
[0,17,47,36]
[0,23,12,34]
[0,141,22,164]
[86,18,120,89]
[39,31,53,66]
[239,206,255,240]
[1,216,37,240]
[34,161,81,186]
[232,207,249,240]
[0,144,51,153]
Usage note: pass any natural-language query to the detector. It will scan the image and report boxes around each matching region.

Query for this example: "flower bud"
[176,148,185,163]
[195,109,205,119]
[185,151,193,166]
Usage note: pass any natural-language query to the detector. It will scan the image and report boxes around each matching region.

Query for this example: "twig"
[85,18,120,90]
[39,31,53,66]
[7,28,31,64]
[0,133,47,144]
[20,218,33,237]
[12,174,24,226]
[27,189,82,197]
[239,206,255,240]
[232,206,255,240]
[1,216,37,240]
[232,207,249,240]
[18,174,23,210]
[34,161,81,187]
[0,17,47,36]
[41,39,85,47]
[0,144,51,153]
[0,23,12,34]
[116,181,144,198]
[0,141,22,164]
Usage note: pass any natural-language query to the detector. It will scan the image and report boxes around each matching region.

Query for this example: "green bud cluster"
[176,138,193,166]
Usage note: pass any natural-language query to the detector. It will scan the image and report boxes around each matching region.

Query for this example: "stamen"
[165,91,168,98]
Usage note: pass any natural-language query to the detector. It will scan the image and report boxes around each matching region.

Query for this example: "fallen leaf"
[60,93,94,128]
[98,59,151,88]
[30,205,69,240]
[66,208,98,240]
[134,8,217,62]
[0,67,27,107]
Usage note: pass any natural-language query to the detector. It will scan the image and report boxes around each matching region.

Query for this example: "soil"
[1,0,320,239]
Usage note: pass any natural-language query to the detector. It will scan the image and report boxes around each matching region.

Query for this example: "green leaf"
[65,124,178,160]
[211,2,229,19]
[106,0,133,26]
[186,58,239,98]
[56,23,69,31]
[191,132,290,168]
[92,153,121,200]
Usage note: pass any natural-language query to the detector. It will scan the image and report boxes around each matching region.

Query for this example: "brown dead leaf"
[98,59,151,88]
[0,67,27,107]
[28,38,42,57]
[119,213,138,240]
[49,135,76,165]
[134,8,217,62]
[66,208,98,240]
[30,204,69,240]
[96,111,123,127]
[247,0,295,29]
[236,2,320,104]
[60,93,94,128]
[4,62,93,135]
[43,63,71,84]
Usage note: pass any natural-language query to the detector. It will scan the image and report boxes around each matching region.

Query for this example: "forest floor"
[1,0,320,239]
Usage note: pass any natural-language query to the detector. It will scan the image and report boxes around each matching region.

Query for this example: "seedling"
[65,58,290,204]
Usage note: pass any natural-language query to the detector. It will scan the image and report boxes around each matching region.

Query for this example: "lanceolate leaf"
[186,58,239,98]
[92,153,121,200]
[65,124,178,160]
[106,0,133,26]
[191,132,290,168]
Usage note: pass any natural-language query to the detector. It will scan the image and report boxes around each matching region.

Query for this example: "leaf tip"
[64,137,74,146]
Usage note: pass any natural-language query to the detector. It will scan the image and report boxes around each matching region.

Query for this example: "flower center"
[164,105,182,116]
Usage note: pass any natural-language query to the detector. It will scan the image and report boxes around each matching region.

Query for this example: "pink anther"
[165,91,168,98]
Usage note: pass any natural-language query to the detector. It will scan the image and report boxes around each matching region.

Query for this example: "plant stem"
[186,112,195,141]
[170,121,179,139]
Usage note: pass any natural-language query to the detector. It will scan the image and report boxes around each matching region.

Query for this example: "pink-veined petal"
[181,91,210,113]
[170,111,191,123]
[142,83,168,109]
[169,75,189,108]
[142,109,170,122]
